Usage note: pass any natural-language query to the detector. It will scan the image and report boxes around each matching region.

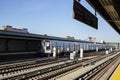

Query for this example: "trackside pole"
[80,48,83,59]
[53,47,56,58]
[70,52,74,60]
[96,47,98,52]
[106,50,109,54]
[110,47,113,52]
[70,51,76,60]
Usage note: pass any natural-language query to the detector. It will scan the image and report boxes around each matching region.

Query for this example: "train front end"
[42,40,52,55]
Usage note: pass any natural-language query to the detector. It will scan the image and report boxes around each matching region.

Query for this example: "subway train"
[40,39,115,56]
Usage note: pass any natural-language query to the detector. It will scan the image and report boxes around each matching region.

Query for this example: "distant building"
[86,36,96,42]
[66,36,74,40]
[1,25,28,33]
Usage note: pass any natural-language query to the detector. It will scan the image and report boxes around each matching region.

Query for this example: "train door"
[63,43,65,52]
[68,42,70,52]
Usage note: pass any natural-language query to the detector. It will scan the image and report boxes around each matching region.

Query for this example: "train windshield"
[45,41,50,50]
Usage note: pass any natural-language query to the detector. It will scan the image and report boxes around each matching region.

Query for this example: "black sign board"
[73,0,98,29]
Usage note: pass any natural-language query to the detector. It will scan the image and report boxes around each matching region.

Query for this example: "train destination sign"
[73,0,98,29]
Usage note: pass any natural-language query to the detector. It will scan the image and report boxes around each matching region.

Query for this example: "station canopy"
[87,0,120,34]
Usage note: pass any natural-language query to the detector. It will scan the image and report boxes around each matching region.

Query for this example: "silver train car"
[41,39,113,55]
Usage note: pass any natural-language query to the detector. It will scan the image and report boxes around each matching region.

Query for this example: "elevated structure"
[87,0,120,34]
[0,29,94,53]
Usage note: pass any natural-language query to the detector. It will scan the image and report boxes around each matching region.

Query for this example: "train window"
[68,43,70,47]
[56,42,59,50]
[63,43,65,48]
[46,42,50,47]
[46,46,50,50]
[51,45,53,50]
[45,41,50,50]
[74,43,75,50]
[59,45,61,48]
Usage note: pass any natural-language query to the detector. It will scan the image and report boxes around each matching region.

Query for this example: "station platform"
[110,64,120,80]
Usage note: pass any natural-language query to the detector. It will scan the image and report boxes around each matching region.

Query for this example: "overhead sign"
[73,0,98,29]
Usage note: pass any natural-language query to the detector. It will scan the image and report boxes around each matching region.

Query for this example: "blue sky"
[0,0,120,42]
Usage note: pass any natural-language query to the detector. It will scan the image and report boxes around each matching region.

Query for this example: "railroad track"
[7,59,85,80]
[0,50,107,77]
[5,53,114,80]
[0,57,68,79]
[0,51,118,80]
[74,52,120,80]
[92,53,120,80]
